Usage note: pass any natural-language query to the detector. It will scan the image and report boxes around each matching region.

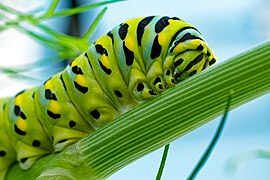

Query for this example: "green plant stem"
[156,144,170,180]
[187,94,232,180]
[6,41,270,179]
[0,3,25,16]
[44,0,59,17]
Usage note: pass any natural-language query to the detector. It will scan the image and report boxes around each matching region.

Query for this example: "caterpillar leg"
[16,141,52,170]
[128,67,156,101]
[146,60,166,93]
[52,126,88,152]
[163,54,179,87]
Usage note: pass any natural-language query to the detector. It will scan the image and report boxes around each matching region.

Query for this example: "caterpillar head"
[165,26,217,82]
[173,49,217,82]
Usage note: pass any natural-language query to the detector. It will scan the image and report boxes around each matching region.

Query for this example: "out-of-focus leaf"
[82,7,108,40]
[40,0,124,19]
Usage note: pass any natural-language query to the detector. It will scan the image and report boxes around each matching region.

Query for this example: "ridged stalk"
[6,41,270,179]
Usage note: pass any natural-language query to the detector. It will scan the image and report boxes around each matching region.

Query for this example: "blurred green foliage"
[0,0,123,79]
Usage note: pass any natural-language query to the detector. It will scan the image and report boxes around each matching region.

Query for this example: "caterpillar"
[0,16,217,179]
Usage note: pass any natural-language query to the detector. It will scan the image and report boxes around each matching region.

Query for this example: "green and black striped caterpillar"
[0,16,217,179]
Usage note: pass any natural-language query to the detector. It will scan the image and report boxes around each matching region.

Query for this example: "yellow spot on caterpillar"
[158,32,167,45]
[168,19,178,25]
[100,55,109,68]
[168,19,187,29]
[75,75,87,87]
[174,44,184,53]
[48,101,60,114]
[71,59,78,67]
[96,36,109,46]
[17,118,27,131]
[44,79,52,89]
[189,39,200,47]
[96,38,102,45]
[125,37,134,49]
[124,19,133,25]
[15,95,23,106]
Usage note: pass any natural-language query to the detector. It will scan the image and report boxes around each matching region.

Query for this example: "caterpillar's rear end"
[0,16,217,179]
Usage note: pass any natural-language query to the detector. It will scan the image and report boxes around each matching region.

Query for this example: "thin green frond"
[44,0,59,17]
[156,144,170,180]
[0,1,110,69]
[187,94,232,180]
[0,67,41,81]
[34,24,85,49]
[82,7,108,40]
[0,67,25,74]
[0,3,24,16]
[226,148,270,174]
[16,26,62,48]
[0,3,36,24]
[36,24,90,52]
[40,0,124,19]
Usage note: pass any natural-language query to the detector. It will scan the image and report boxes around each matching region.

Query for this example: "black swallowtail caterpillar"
[0,16,217,179]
